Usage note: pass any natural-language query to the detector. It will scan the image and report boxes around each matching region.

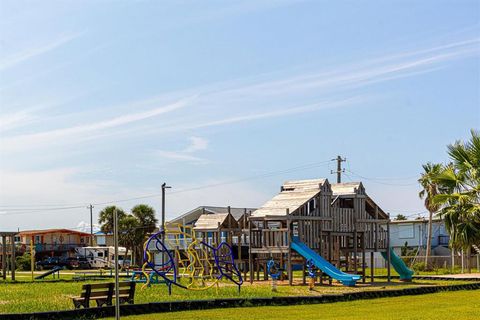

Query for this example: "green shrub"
[412,262,427,272]
[16,253,32,271]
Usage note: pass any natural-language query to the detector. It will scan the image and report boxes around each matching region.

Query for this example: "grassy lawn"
[109,290,480,320]
[0,277,475,314]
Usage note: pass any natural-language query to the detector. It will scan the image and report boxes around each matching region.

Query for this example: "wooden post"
[353,218,358,274]
[286,209,292,286]
[248,212,253,284]
[374,206,379,252]
[361,232,365,283]
[386,214,391,283]
[1,236,6,280]
[30,236,34,282]
[328,232,333,263]
[370,251,374,283]
[10,236,15,281]
[302,258,306,285]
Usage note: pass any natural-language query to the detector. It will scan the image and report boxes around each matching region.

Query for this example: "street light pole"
[161,183,171,232]
[113,207,120,320]
[161,183,171,266]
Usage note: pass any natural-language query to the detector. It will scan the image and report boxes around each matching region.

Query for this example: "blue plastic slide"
[381,247,414,281]
[291,237,361,286]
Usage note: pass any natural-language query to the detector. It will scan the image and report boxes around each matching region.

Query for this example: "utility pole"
[88,204,94,246]
[331,155,346,183]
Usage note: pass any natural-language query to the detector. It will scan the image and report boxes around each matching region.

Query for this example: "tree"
[98,206,126,234]
[118,215,143,268]
[395,214,408,221]
[418,162,443,268]
[98,204,158,267]
[131,204,158,264]
[432,130,480,272]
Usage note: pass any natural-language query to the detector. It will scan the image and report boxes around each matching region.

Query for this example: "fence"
[365,253,480,272]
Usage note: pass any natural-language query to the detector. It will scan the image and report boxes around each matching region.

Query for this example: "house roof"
[19,229,91,237]
[0,231,18,236]
[169,206,256,225]
[193,213,239,231]
[252,179,326,217]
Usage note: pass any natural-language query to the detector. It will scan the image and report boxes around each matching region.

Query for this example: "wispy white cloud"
[183,136,209,153]
[0,32,83,71]
[0,96,195,152]
[175,96,367,131]
[49,37,477,148]
[0,110,37,132]
[208,38,479,99]
[155,136,209,164]
[155,150,207,163]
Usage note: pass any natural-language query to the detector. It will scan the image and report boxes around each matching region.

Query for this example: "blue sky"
[0,0,479,231]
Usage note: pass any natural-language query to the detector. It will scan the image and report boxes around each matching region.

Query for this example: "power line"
[0,159,332,215]
[345,169,419,186]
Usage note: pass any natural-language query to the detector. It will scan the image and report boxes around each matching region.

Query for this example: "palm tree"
[418,162,443,268]
[433,130,480,272]
[131,204,158,263]
[118,215,143,268]
[98,206,126,234]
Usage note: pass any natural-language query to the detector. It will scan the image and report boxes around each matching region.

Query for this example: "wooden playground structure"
[146,178,396,290]
[247,179,390,285]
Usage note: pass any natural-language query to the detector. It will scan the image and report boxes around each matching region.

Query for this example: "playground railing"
[250,229,289,249]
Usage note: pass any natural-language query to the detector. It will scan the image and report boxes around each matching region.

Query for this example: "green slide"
[381,247,414,281]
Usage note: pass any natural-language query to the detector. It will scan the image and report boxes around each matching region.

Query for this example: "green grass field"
[110,290,480,320]
[0,276,474,314]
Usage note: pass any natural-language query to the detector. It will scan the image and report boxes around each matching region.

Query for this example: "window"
[398,224,414,239]
[308,199,315,214]
[97,252,104,257]
[96,236,106,245]
[338,198,354,209]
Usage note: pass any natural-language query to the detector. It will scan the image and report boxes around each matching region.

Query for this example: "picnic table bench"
[72,281,136,308]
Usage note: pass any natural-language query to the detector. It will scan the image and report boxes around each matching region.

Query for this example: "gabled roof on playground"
[331,182,363,195]
[331,182,388,219]
[193,213,239,231]
[169,206,256,225]
[252,178,327,217]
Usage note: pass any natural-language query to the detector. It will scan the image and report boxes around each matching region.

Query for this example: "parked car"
[35,256,91,270]
[68,256,91,269]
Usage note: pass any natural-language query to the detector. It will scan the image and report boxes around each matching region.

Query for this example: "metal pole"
[386,213,391,283]
[161,183,166,232]
[161,183,171,264]
[113,208,120,320]
[89,204,94,246]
